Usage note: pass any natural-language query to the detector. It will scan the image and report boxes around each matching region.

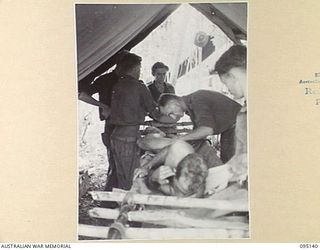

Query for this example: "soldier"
[212,45,248,186]
[109,53,175,190]
[78,51,129,192]
[158,90,242,164]
[147,62,175,102]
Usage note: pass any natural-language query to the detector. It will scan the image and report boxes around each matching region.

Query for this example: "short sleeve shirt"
[148,82,175,103]
[182,90,242,134]
[84,71,119,120]
[110,75,158,126]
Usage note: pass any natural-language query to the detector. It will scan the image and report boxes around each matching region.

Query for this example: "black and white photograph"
[76,2,248,240]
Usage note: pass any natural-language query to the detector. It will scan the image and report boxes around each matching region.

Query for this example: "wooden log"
[208,184,248,200]
[140,128,192,135]
[78,224,108,239]
[125,227,249,240]
[89,207,248,222]
[143,121,193,127]
[111,188,127,193]
[78,224,249,239]
[88,207,249,230]
[89,191,248,211]
[222,216,249,223]
[207,210,233,219]
[88,207,119,219]
[129,210,249,230]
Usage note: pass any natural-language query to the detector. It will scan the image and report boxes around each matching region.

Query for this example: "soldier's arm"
[178,126,213,141]
[78,91,109,110]
[78,77,112,119]
[140,84,177,124]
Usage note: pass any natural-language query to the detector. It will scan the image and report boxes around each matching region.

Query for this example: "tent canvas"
[75,3,247,90]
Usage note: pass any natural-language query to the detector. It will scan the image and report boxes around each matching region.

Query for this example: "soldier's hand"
[229,153,248,184]
[133,167,149,180]
[151,165,175,185]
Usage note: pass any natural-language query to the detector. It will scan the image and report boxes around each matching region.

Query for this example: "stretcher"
[78,123,249,240]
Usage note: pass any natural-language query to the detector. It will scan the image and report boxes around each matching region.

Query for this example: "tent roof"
[76,3,247,89]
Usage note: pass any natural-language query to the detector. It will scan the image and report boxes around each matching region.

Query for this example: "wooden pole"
[143,121,193,127]
[78,224,108,239]
[88,207,119,219]
[88,207,249,230]
[78,224,249,239]
[90,191,249,211]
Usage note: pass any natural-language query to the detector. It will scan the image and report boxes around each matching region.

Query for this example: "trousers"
[110,135,141,190]
[101,119,117,191]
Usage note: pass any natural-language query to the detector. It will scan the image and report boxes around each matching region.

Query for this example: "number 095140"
[300,244,318,248]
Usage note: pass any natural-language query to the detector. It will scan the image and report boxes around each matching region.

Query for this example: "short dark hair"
[213,45,247,75]
[115,50,130,65]
[152,62,169,75]
[118,52,142,72]
[157,93,180,106]
[176,153,208,193]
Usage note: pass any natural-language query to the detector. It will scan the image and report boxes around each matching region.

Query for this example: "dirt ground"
[78,102,112,239]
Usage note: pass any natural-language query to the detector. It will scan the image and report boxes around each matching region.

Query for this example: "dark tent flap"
[211,3,247,34]
[76,4,178,81]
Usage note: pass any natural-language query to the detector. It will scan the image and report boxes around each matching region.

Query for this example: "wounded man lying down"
[134,128,249,198]
[138,138,208,198]
[134,127,243,198]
